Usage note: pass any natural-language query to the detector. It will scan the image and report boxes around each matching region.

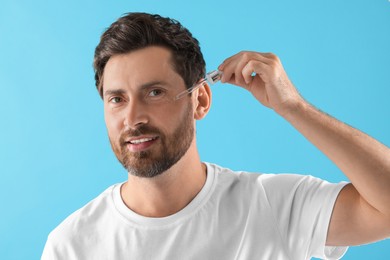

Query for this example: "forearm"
[282,100,390,215]
[219,50,390,242]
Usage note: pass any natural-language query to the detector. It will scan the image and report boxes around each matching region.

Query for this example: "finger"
[218,50,262,71]
[257,51,282,67]
[221,57,250,86]
[220,51,274,69]
[220,52,256,83]
[218,52,242,71]
[218,60,227,71]
[221,62,234,83]
[219,57,238,83]
[242,62,255,85]
[242,59,272,84]
[233,58,253,87]
[219,52,276,84]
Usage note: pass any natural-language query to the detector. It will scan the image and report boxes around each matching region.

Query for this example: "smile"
[129,137,157,144]
[126,136,159,152]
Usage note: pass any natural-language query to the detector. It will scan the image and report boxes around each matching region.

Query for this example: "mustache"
[119,125,162,146]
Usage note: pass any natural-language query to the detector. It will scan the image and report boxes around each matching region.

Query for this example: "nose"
[123,99,149,128]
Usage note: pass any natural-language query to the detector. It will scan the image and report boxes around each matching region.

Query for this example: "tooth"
[130,137,154,144]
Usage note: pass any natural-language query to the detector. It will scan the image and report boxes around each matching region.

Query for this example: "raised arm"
[218,51,390,246]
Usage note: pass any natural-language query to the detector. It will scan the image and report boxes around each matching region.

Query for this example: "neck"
[120,147,207,218]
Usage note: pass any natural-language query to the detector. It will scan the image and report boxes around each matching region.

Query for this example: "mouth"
[125,136,159,152]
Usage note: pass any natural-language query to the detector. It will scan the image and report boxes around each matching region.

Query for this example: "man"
[42,12,390,259]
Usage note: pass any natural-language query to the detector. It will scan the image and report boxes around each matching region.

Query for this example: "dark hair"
[93,12,206,98]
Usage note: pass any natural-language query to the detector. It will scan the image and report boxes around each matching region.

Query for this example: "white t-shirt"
[42,163,348,260]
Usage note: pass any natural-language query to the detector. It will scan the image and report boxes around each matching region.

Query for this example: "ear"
[193,83,212,120]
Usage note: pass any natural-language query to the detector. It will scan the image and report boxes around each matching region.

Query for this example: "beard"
[109,103,194,178]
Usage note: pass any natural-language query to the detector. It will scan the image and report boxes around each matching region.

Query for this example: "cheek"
[104,111,122,140]
[158,106,189,132]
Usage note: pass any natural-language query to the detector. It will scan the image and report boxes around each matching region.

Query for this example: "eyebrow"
[104,81,170,97]
[104,89,126,97]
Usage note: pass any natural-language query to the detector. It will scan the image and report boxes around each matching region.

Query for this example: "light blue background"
[0,0,389,259]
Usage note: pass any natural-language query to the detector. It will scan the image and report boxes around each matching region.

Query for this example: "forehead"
[103,46,184,91]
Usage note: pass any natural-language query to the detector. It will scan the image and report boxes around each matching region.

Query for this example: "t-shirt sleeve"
[41,227,79,260]
[41,234,57,260]
[261,174,349,259]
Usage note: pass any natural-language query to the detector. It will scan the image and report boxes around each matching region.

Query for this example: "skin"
[103,46,390,246]
[218,51,390,246]
[103,46,211,217]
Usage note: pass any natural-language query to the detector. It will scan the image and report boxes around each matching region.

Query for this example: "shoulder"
[47,183,120,244]
[207,162,312,189]
[206,162,272,201]
[207,162,346,201]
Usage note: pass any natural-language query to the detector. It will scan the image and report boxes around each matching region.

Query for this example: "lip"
[125,136,159,152]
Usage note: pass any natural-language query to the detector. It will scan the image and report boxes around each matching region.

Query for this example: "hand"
[218,51,304,117]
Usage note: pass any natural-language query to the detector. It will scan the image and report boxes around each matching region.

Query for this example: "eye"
[148,89,164,97]
[109,96,123,104]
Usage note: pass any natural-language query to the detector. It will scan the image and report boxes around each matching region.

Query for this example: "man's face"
[102,46,195,178]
